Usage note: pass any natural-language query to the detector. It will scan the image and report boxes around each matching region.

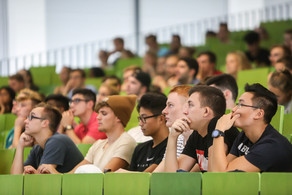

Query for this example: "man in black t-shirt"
[164,86,239,172]
[211,83,292,172]
[116,93,169,173]
[11,103,83,174]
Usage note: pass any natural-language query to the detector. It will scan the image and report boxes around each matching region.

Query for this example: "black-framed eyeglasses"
[27,114,46,121]
[138,113,162,123]
[69,98,89,105]
[236,103,260,109]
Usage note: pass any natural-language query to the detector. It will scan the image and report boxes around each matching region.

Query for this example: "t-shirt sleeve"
[24,146,38,169]
[111,136,136,164]
[87,120,107,140]
[182,132,197,160]
[39,138,67,166]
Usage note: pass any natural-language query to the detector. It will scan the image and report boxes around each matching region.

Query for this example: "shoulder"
[46,133,73,146]
[135,140,153,151]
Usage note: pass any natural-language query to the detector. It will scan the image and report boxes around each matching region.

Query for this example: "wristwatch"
[212,129,225,138]
[63,125,73,132]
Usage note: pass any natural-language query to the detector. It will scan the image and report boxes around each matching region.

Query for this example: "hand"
[170,117,191,138]
[115,168,130,173]
[24,165,37,174]
[19,133,34,148]
[60,110,74,128]
[215,113,240,132]
[15,117,26,129]
[38,164,59,174]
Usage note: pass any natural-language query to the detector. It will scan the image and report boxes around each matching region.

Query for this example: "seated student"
[0,86,15,114]
[63,69,97,98]
[45,94,70,113]
[196,51,222,81]
[38,95,137,173]
[54,66,71,95]
[274,56,292,74]
[268,70,292,114]
[11,103,84,174]
[6,89,43,149]
[116,93,169,173]
[175,57,200,85]
[8,74,25,94]
[96,83,119,103]
[164,86,239,172]
[17,69,39,91]
[153,85,193,172]
[225,51,251,79]
[210,83,292,172]
[269,45,291,67]
[205,74,238,110]
[59,88,106,144]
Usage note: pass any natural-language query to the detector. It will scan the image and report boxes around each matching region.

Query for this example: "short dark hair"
[71,69,86,78]
[131,70,151,91]
[198,51,217,64]
[189,85,226,117]
[205,74,238,102]
[102,75,122,86]
[179,57,199,78]
[45,94,70,111]
[244,31,260,45]
[9,74,24,82]
[37,103,62,133]
[269,70,292,93]
[137,92,167,115]
[146,34,157,42]
[245,83,277,124]
[114,37,124,44]
[72,88,96,109]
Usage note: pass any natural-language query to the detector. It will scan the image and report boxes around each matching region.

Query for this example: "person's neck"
[243,122,268,143]
[226,100,235,110]
[196,119,211,138]
[34,130,53,149]
[106,125,125,145]
[151,126,169,148]
[79,110,94,126]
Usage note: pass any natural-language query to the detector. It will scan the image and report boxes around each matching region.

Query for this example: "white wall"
[0,0,8,61]
[46,0,134,50]
[7,0,46,58]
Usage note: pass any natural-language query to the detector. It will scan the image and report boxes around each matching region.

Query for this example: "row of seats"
[0,172,291,195]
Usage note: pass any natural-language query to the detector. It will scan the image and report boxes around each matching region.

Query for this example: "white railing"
[1,1,292,76]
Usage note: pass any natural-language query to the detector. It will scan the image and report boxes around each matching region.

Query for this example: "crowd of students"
[0,22,292,175]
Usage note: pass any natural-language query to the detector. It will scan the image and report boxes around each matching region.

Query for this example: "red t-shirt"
[74,112,107,141]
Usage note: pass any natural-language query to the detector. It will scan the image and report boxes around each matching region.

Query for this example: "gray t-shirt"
[24,133,84,173]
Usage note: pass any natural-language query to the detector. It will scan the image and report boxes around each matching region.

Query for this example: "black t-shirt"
[182,117,239,171]
[24,133,84,173]
[230,124,292,172]
[245,48,270,67]
[130,137,168,172]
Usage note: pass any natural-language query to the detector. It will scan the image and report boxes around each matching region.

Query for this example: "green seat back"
[0,130,11,149]
[151,172,202,195]
[51,73,62,85]
[114,58,143,79]
[77,143,92,157]
[104,173,150,195]
[62,173,104,195]
[283,113,292,140]
[270,105,285,134]
[237,67,270,90]
[125,104,139,131]
[261,173,292,195]
[38,85,57,96]
[104,68,115,76]
[23,147,32,162]
[202,172,260,195]
[0,174,23,195]
[0,113,16,132]
[0,149,15,174]
[85,78,103,90]
[24,174,62,195]
[0,77,9,87]
[30,66,56,87]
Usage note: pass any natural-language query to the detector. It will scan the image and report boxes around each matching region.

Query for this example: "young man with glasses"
[60,88,106,144]
[38,95,137,174]
[11,103,84,174]
[164,85,239,172]
[116,92,169,172]
[210,83,292,172]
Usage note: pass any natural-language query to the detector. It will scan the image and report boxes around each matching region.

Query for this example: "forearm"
[69,159,90,173]
[66,130,81,144]
[11,145,24,174]
[11,127,22,148]
[210,137,229,172]
[143,164,158,173]
[164,135,179,172]
[153,160,165,173]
